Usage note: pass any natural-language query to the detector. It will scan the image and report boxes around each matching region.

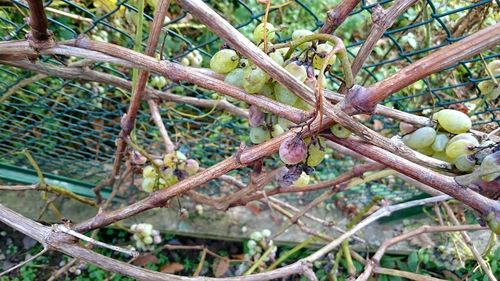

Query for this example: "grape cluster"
[130,223,162,250]
[477,60,500,102]
[180,50,204,67]
[141,150,199,193]
[210,23,347,187]
[401,109,498,179]
[237,229,276,274]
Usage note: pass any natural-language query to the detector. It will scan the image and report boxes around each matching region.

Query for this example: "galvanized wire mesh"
[0,0,498,205]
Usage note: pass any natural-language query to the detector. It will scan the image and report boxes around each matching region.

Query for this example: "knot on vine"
[340,85,376,115]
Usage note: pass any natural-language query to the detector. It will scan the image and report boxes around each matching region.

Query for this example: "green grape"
[143,236,153,245]
[271,124,285,137]
[293,98,312,111]
[176,151,187,161]
[418,145,434,156]
[253,22,276,43]
[185,159,199,175]
[448,133,479,146]
[432,151,451,162]
[431,134,449,152]
[259,83,275,99]
[284,61,307,82]
[293,172,310,187]
[404,127,436,149]
[445,139,476,159]
[142,177,156,193]
[210,49,239,74]
[180,57,190,66]
[306,138,325,167]
[249,126,270,144]
[163,169,178,187]
[269,51,284,66]
[143,165,156,178]
[292,29,314,50]
[224,68,246,88]
[487,60,500,73]
[435,109,472,134]
[274,83,298,105]
[478,80,494,95]
[312,43,336,70]
[454,155,475,172]
[330,124,352,138]
[243,66,268,94]
[163,152,176,168]
[479,152,500,182]
[278,117,293,129]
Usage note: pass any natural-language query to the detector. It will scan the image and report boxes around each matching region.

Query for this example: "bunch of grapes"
[150,75,167,89]
[130,223,162,250]
[141,150,199,193]
[237,229,276,274]
[209,23,349,187]
[477,60,500,102]
[401,109,498,180]
[181,50,203,67]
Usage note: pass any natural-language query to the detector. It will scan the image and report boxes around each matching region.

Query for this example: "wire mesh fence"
[0,0,498,206]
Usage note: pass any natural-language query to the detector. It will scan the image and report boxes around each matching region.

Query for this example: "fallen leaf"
[132,253,158,266]
[213,258,230,277]
[160,262,184,274]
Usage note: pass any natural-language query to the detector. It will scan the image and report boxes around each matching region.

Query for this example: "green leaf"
[380,256,396,269]
[408,251,419,272]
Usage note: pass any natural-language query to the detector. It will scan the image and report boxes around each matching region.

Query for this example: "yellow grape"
[454,155,475,172]
[404,127,436,149]
[249,126,270,144]
[445,139,475,159]
[306,138,325,167]
[293,172,310,187]
[274,83,298,105]
[312,43,336,70]
[330,124,352,138]
[435,109,471,134]
[142,165,156,178]
[284,61,307,82]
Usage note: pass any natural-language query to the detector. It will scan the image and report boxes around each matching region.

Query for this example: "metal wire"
[0,0,498,205]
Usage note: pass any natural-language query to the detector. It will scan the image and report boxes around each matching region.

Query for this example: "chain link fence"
[0,0,498,206]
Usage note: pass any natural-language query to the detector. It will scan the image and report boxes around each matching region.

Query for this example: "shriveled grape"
[248,105,266,128]
[279,136,307,165]
[312,43,336,70]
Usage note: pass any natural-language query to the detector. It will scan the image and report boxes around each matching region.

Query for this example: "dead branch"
[355,224,488,281]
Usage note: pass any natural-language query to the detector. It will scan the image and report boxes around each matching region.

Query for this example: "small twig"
[193,248,207,277]
[442,202,497,281]
[53,224,138,257]
[0,246,48,276]
[372,266,446,281]
[355,224,487,281]
[47,258,79,281]
[0,73,46,103]
[148,99,176,153]
[244,246,276,275]
[304,195,451,263]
